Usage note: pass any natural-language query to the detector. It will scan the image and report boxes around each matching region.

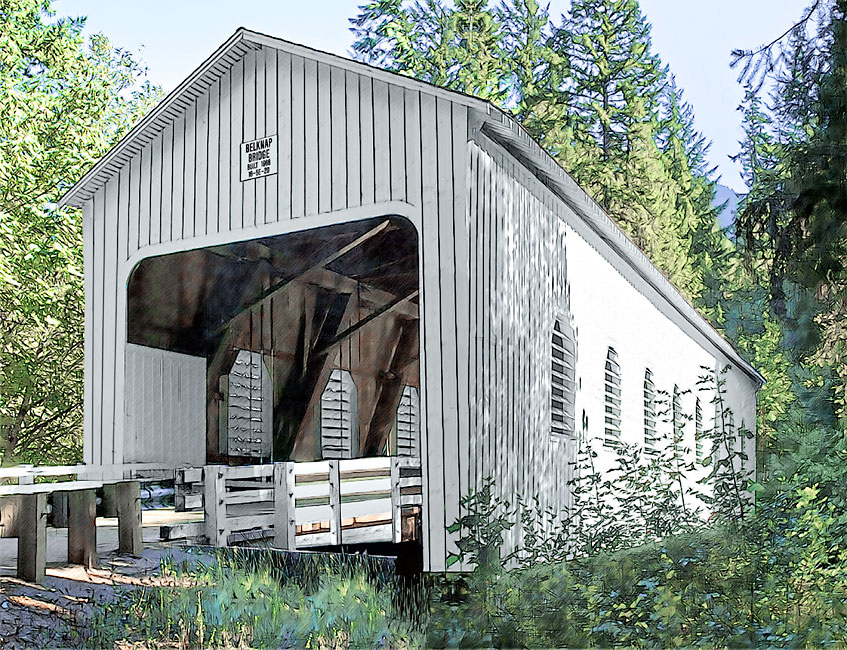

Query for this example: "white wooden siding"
[124,344,205,466]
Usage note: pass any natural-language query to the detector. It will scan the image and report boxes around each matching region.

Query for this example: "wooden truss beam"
[214,219,395,336]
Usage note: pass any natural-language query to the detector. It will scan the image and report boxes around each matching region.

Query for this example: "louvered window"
[551,319,576,438]
[643,369,658,455]
[320,369,359,459]
[396,385,420,457]
[672,385,683,450]
[603,347,622,447]
[695,397,704,461]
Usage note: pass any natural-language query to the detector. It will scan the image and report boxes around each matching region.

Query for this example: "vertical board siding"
[207,80,220,235]
[83,45,474,571]
[264,49,278,224]
[465,139,573,559]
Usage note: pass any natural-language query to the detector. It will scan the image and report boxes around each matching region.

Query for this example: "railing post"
[328,460,341,546]
[273,462,295,550]
[17,493,46,583]
[115,481,142,555]
[68,489,97,568]
[204,465,227,547]
[18,465,34,486]
[391,457,402,544]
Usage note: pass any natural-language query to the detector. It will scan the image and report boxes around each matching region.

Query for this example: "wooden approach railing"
[203,457,422,548]
[0,463,186,584]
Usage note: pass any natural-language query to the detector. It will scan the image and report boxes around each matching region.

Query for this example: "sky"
[56,0,807,193]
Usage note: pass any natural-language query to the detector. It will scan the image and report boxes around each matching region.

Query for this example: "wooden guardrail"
[203,457,422,549]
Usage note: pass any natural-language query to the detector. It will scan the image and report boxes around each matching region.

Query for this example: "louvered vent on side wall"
[320,369,359,460]
[396,385,420,457]
[604,347,622,448]
[643,368,658,455]
[552,319,576,438]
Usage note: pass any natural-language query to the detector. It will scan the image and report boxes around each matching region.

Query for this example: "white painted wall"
[124,343,206,466]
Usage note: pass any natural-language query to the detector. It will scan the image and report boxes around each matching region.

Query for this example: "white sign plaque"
[240,135,277,181]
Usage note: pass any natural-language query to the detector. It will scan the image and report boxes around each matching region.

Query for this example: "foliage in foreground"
[87,549,421,649]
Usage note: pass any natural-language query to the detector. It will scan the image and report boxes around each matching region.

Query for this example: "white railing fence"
[204,456,422,548]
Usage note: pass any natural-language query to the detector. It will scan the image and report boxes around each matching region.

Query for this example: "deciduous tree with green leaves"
[0,0,160,465]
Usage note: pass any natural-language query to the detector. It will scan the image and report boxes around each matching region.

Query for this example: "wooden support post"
[115,481,142,555]
[328,460,341,546]
[273,462,296,550]
[100,484,118,517]
[17,493,46,583]
[391,457,402,544]
[68,489,97,568]
[204,466,227,547]
[52,492,69,528]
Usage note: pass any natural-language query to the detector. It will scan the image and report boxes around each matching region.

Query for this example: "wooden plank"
[389,83,406,202]
[230,58,244,230]
[330,65,346,212]
[372,79,390,203]
[327,460,341,545]
[304,58,318,216]
[171,113,185,241]
[277,51,292,221]
[218,69,231,231]
[419,91,443,571]
[391,457,401,543]
[404,88,422,209]
[194,87,209,237]
[17,494,46,583]
[219,464,274,480]
[227,489,274,505]
[160,123,173,243]
[273,462,295,550]
[264,47,278,224]
[359,76,375,205]
[68,489,97,568]
[317,62,332,214]
[149,132,162,245]
[126,153,140,258]
[82,201,94,464]
[453,103,470,530]
[139,143,151,247]
[243,49,257,227]
[102,176,119,466]
[254,48,267,224]
[345,69,360,209]
[92,188,105,466]
[339,477,391,494]
[339,457,391,473]
[436,97,461,569]
[207,79,220,235]
[468,144,479,489]
[226,514,274,531]
[204,465,227,547]
[290,55,305,219]
[116,481,142,555]
[183,100,196,239]
[342,523,393,545]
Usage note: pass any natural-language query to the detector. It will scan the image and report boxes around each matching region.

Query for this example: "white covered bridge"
[42,28,763,573]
